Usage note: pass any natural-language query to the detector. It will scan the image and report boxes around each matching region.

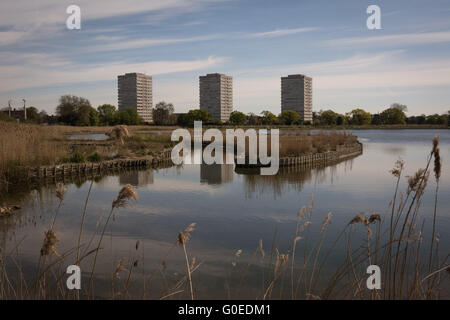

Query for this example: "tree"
[260,110,278,125]
[336,115,345,126]
[114,110,131,125]
[247,113,261,125]
[320,110,340,126]
[279,110,300,125]
[97,104,116,125]
[177,109,212,127]
[153,101,175,125]
[169,113,178,125]
[177,114,190,127]
[26,107,39,123]
[75,105,98,126]
[189,109,211,123]
[390,103,408,112]
[380,107,406,124]
[312,111,320,125]
[425,114,448,125]
[38,110,48,124]
[347,108,372,125]
[0,112,15,122]
[371,113,382,125]
[128,108,144,125]
[56,95,92,125]
[88,108,99,126]
[406,115,426,125]
[229,111,247,125]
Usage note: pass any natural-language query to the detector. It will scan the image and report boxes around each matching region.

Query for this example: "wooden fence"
[27,149,173,180]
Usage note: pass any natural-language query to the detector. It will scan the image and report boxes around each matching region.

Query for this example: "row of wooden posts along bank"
[277,143,363,167]
[26,143,363,180]
[235,142,363,168]
[27,149,173,180]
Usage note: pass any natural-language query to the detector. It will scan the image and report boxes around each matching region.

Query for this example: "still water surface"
[1,129,449,298]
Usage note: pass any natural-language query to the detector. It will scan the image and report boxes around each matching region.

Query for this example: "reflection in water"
[119,170,154,187]
[67,133,109,141]
[383,146,406,155]
[0,187,57,245]
[239,159,355,198]
[200,163,234,185]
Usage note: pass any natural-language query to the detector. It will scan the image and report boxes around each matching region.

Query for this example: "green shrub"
[0,114,17,123]
[126,135,143,142]
[60,157,71,164]
[70,151,85,163]
[87,152,100,162]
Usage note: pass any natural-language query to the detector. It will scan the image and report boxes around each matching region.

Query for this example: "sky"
[1,0,450,116]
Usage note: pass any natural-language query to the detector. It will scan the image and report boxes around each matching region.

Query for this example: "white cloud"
[89,35,222,52]
[326,31,450,47]
[232,51,450,90]
[0,0,224,46]
[235,51,403,77]
[244,27,318,38]
[0,0,213,27]
[86,27,318,52]
[0,31,28,45]
[314,66,450,90]
[0,55,227,92]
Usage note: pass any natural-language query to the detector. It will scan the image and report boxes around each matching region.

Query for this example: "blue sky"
[1,0,450,116]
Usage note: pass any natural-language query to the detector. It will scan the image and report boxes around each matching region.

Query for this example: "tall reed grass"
[279,131,357,156]
[0,122,69,186]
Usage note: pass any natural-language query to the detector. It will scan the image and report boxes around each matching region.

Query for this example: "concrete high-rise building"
[281,74,313,122]
[199,73,233,122]
[118,72,153,123]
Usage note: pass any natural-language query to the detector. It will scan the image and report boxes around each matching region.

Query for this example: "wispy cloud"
[0,31,28,46]
[235,51,404,77]
[78,27,317,53]
[88,28,317,52]
[0,0,217,27]
[244,27,318,38]
[314,63,450,90]
[0,55,227,92]
[0,0,225,46]
[88,35,223,52]
[326,31,450,47]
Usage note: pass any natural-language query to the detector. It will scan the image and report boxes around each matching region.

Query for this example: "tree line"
[1,96,449,127]
[55,95,144,126]
[316,104,448,126]
[224,103,449,127]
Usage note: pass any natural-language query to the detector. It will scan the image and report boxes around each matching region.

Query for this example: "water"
[1,129,449,299]
[67,133,109,141]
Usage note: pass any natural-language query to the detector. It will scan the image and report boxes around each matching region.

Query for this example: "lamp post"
[22,99,26,120]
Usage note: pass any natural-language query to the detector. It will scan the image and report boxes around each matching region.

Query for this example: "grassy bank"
[0,122,176,186]
[0,122,359,186]
[278,131,357,156]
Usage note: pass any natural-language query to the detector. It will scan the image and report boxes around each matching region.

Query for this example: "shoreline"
[3,141,364,187]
